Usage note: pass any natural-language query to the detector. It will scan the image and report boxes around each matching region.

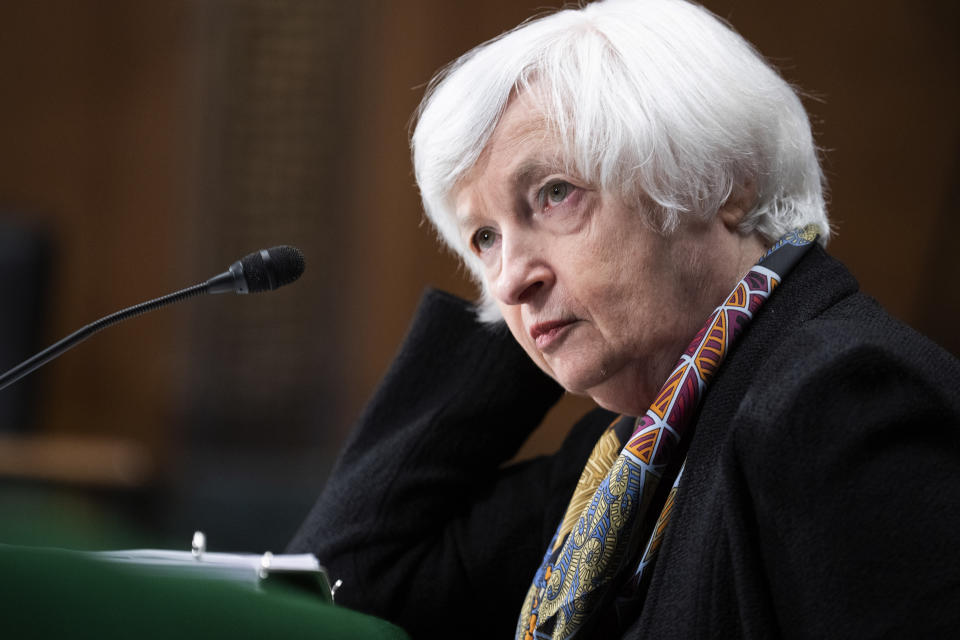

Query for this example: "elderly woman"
[290,1,960,638]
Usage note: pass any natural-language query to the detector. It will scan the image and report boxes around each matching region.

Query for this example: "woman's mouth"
[530,319,578,350]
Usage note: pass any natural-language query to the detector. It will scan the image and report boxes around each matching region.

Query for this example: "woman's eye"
[547,182,569,203]
[540,181,572,208]
[472,227,498,252]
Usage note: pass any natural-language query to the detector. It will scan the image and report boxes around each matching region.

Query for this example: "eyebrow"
[511,159,554,191]
[454,158,559,235]
[454,192,487,240]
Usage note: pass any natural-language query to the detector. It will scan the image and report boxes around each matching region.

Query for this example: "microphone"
[205,245,305,295]
[0,245,306,392]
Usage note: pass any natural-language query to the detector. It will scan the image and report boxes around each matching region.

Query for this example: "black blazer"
[289,246,960,639]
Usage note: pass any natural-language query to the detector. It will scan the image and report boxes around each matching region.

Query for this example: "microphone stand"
[0,282,209,392]
[0,244,304,393]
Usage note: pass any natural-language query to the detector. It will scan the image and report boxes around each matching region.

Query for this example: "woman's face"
[453,91,762,415]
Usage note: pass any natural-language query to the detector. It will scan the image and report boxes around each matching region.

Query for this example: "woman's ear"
[718,179,758,231]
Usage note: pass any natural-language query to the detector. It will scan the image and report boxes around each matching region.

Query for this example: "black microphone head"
[239,245,305,292]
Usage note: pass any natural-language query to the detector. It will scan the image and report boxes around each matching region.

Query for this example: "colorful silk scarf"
[516,226,820,640]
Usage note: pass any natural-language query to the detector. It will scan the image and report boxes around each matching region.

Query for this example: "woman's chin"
[555,367,653,417]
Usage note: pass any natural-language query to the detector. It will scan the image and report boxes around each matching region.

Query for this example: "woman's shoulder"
[731,289,960,458]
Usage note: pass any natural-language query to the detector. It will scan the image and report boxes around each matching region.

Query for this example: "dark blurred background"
[0,0,957,552]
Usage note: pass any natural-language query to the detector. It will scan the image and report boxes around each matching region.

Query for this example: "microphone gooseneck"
[0,283,209,392]
[0,245,306,392]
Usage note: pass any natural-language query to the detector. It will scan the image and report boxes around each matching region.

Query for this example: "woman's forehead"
[466,98,568,183]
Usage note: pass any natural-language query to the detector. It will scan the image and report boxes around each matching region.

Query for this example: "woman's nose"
[491,232,554,306]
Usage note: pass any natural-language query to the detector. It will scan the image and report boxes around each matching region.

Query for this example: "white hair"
[411,0,828,321]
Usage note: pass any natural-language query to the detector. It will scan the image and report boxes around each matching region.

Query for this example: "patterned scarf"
[516,226,820,640]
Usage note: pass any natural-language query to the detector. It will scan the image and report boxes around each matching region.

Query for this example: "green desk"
[0,544,409,639]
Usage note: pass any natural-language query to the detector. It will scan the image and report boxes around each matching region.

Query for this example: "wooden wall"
[0,1,193,449]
